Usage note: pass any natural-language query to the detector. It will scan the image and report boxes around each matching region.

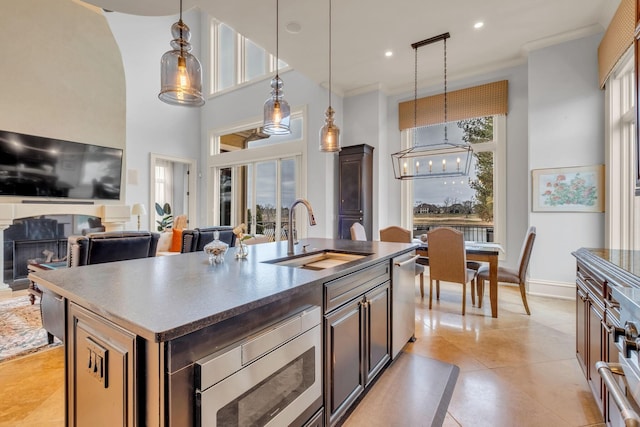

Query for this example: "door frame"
[149,153,197,231]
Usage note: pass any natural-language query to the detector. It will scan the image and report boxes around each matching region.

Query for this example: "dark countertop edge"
[31,243,418,342]
[572,247,640,289]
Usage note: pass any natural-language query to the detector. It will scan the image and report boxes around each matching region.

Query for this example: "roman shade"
[398,80,508,131]
[598,0,635,88]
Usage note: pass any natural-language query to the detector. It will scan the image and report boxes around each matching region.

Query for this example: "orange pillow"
[170,228,183,252]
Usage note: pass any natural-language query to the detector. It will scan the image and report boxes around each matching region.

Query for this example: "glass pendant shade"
[319,106,341,152]
[263,76,291,134]
[159,20,204,107]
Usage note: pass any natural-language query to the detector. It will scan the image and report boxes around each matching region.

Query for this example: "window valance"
[398,80,508,131]
[598,0,634,88]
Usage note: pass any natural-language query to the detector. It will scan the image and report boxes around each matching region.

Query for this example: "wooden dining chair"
[426,227,477,315]
[476,226,536,315]
[350,222,367,241]
[379,226,425,296]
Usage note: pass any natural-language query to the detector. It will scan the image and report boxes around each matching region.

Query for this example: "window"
[606,49,637,250]
[210,19,288,95]
[208,111,307,240]
[402,115,506,247]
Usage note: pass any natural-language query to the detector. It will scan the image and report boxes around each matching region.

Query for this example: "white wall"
[528,33,605,298]
[343,88,387,239]
[0,0,125,202]
[105,10,202,230]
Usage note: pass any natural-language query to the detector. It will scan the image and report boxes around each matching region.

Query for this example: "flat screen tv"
[0,130,123,200]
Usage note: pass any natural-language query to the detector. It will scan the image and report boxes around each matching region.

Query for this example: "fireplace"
[3,215,104,289]
[0,202,131,291]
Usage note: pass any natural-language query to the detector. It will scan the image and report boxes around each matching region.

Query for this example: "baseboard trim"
[527,278,575,300]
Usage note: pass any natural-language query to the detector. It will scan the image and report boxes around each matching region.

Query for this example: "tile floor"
[0,283,603,427]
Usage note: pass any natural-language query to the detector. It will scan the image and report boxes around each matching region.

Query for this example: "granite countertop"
[29,238,416,343]
[573,247,640,291]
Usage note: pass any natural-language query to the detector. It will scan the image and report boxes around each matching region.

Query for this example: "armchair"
[41,231,160,343]
[180,226,236,253]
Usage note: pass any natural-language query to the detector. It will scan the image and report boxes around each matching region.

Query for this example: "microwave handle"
[596,361,640,427]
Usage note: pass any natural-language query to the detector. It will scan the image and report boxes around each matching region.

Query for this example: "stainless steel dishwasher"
[392,252,418,358]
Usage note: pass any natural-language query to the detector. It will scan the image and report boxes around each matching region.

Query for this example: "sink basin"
[264,250,370,270]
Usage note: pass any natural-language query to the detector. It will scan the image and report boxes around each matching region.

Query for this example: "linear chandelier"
[391,32,472,179]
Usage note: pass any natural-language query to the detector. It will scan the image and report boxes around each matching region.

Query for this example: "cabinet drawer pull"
[606,299,621,309]
[395,255,420,267]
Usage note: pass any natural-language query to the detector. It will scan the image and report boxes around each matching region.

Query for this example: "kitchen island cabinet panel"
[364,283,390,385]
[324,300,363,422]
[68,302,137,427]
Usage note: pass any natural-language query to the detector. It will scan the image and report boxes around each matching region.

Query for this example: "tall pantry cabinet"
[337,144,373,240]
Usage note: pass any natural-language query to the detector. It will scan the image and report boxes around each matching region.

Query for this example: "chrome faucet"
[288,198,316,255]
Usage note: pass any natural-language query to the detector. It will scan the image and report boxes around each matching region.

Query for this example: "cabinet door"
[339,154,364,215]
[324,299,364,426]
[68,303,136,427]
[576,285,588,376]
[364,282,390,385]
[588,301,605,404]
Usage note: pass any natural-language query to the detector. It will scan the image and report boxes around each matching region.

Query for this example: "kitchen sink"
[264,250,370,271]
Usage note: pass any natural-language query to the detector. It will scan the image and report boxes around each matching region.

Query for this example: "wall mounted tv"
[0,130,123,200]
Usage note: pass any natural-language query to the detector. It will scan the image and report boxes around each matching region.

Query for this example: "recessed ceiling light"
[285,21,302,34]
[385,51,393,57]
[474,22,484,29]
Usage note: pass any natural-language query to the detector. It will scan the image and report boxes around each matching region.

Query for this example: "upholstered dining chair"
[350,222,367,241]
[379,226,425,296]
[476,226,536,315]
[426,227,477,315]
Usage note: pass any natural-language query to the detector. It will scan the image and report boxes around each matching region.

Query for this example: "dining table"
[416,242,503,318]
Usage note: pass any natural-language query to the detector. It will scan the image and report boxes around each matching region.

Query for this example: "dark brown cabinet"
[573,250,626,425]
[323,261,390,426]
[338,144,373,240]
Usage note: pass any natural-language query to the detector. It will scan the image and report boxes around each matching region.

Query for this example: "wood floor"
[0,283,603,427]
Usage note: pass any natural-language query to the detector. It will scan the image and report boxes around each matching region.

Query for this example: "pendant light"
[263,0,291,135]
[158,0,205,107]
[391,33,472,179]
[319,0,340,152]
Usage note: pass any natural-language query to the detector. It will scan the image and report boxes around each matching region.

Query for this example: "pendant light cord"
[275,0,280,98]
[443,37,448,143]
[328,0,332,109]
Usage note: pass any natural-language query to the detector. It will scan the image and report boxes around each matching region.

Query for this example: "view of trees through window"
[413,116,495,242]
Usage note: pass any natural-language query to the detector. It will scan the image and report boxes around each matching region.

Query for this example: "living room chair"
[41,231,160,344]
[476,226,536,315]
[379,226,425,296]
[426,227,477,315]
[350,222,367,240]
[180,226,237,253]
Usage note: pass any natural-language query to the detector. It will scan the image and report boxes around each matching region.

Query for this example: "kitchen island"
[29,238,420,427]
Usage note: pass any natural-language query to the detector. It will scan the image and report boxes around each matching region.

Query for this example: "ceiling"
[84,0,619,96]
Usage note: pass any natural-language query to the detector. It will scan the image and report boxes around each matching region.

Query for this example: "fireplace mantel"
[0,202,131,292]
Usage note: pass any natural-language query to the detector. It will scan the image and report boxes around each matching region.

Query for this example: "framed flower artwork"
[532,165,605,212]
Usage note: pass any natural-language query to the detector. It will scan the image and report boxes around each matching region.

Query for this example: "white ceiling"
[85,0,619,95]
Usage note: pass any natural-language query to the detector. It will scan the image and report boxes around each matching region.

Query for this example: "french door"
[214,156,299,241]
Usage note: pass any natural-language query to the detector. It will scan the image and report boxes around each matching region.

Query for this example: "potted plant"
[155,203,173,232]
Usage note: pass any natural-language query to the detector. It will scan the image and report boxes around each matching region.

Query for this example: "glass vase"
[203,231,228,264]
[235,242,248,259]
